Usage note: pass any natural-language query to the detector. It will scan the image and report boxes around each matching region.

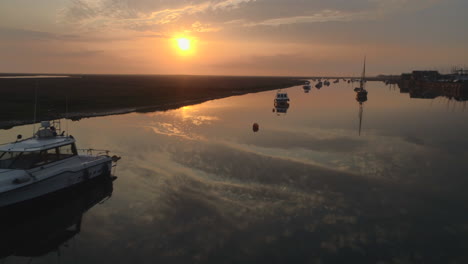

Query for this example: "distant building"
[397,70,468,100]
[411,71,440,81]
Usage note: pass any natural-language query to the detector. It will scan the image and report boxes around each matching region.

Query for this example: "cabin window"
[6,151,42,170]
[0,144,78,170]
[58,144,77,158]
[33,148,59,167]
[0,152,22,169]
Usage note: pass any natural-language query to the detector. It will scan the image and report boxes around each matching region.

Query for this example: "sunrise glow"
[176,38,191,51]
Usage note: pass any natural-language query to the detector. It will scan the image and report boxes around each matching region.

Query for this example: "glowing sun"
[177,38,191,51]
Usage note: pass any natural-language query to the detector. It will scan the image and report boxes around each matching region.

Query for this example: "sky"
[0,0,467,76]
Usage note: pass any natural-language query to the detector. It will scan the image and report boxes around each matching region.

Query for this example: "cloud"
[54,49,105,57]
[235,0,444,27]
[191,21,221,33]
[243,9,368,27]
[0,27,80,41]
[58,0,446,37]
[0,27,146,44]
[60,0,256,34]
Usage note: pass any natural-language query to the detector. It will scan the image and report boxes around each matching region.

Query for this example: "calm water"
[1,81,468,263]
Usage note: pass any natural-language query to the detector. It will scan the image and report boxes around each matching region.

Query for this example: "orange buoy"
[252,123,259,132]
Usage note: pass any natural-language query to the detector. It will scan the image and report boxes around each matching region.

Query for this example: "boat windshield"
[0,144,77,170]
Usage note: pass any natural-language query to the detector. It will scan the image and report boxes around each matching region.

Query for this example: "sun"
[177,38,191,51]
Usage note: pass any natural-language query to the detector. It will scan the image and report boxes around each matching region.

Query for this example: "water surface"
[1,81,468,263]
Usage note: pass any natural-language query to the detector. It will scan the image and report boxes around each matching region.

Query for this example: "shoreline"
[0,82,298,130]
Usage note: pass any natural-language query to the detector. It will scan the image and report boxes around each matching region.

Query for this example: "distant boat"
[355,57,368,101]
[315,81,323,89]
[333,79,339,83]
[303,85,311,93]
[274,90,290,106]
[324,80,330,86]
[354,58,368,136]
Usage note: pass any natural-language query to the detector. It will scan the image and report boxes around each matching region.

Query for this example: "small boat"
[274,90,290,106]
[333,79,339,83]
[324,80,330,86]
[315,81,323,89]
[355,57,368,101]
[0,121,120,207]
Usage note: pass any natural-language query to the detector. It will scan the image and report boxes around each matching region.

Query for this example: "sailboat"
[355,57,368,136]
[354,57,368,99]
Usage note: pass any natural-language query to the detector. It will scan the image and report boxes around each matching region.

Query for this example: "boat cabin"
[0,121,77,171]
[0,138,77,170]
[275,92,289,101]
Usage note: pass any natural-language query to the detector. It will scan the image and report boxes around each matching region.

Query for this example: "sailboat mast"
[362,56,366,80]
[360,56,366,91]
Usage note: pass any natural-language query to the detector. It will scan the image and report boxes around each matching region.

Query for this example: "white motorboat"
[0,121,119,207]
[274,90,290,106]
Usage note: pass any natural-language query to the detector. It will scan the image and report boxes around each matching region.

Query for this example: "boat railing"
[77,148,110,157]
[77,149,122,164]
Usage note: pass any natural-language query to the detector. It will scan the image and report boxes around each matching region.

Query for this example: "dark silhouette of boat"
[354,57,368,136]
[0,174,116,260]
[355,57,368,100]
[315,82,323,89]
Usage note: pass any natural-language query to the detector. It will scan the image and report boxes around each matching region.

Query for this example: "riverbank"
[0,75,304,129]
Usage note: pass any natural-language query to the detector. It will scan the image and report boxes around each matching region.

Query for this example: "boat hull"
[0,158,112,208]
[274,100,289,107]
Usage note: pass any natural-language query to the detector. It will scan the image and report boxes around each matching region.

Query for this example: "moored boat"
[355,57,368,102]
[315,81,323,89]
[0,121,120,207]
[274,90,290,106]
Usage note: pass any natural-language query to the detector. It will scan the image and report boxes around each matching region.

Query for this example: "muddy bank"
[0,75,304,129]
